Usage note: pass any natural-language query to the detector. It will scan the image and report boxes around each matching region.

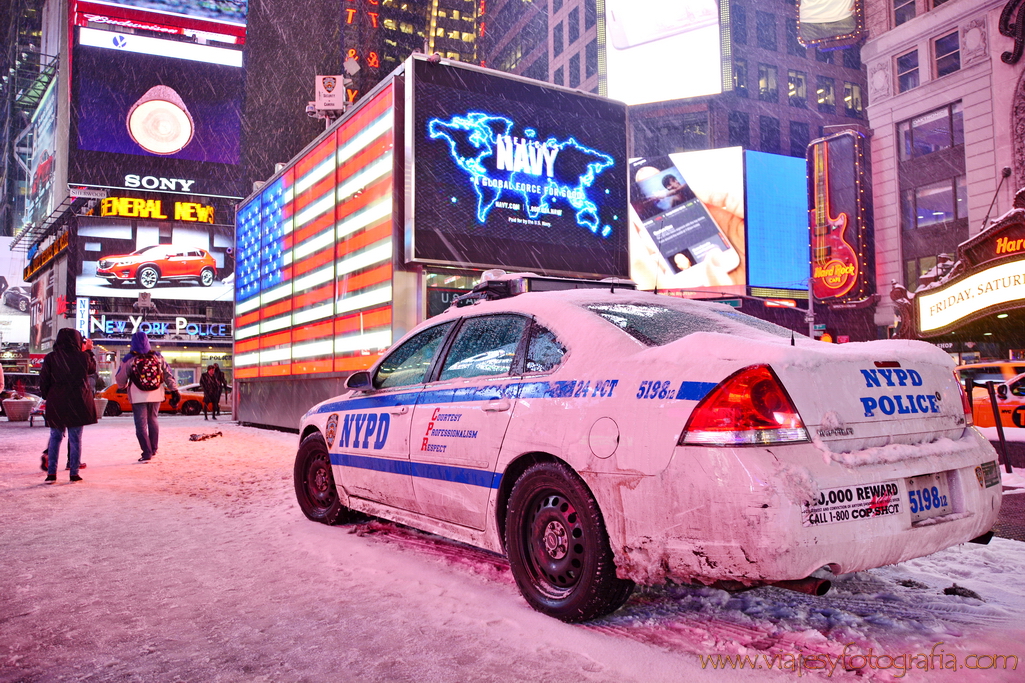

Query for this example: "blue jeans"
[47,426,82,476]
[132,402,161,458]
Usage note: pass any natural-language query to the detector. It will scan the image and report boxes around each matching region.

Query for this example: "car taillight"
[680,365,809,447]
[955,371,973,426]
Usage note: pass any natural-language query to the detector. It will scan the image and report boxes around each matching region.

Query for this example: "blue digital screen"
[745,151,808,290]
[411,59,629,278]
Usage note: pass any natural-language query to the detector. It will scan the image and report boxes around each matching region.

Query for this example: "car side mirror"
[997,384,1008,400]
[346,371,372,390]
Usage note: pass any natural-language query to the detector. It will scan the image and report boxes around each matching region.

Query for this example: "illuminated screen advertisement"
[74,215,235,302]
[605,0,723,105]
[234,86,396,380]
[83,0,248,27]
[797,0,865,48]
[808,131,873,302]
[629,147,744,290]
[410,58,629,277]
[745,151,808,290]
[0,237,31,345]
[69,34,245,198]
[24,81,58,232]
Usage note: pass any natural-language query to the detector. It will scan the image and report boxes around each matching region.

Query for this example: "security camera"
[306,103,317,117]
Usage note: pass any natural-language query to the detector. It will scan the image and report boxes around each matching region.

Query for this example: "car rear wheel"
[505,461,634,622]
[104,401,123,417]
[294,432,352,524]
[180,400,202,416]
[137,265,159,289]
[199,268,215,287]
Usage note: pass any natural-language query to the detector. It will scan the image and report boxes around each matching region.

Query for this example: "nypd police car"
[295,272,1002,622]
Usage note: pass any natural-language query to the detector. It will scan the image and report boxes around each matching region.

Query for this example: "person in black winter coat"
[199,365,222,419]
[39,328,97,482]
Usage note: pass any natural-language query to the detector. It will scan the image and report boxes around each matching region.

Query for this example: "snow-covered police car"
[295,272,1002,622]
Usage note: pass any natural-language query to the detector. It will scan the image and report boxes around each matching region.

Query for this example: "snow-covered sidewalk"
[1,417,1023,682]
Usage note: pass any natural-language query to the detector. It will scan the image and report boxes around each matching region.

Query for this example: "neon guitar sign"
[810,141,859,299]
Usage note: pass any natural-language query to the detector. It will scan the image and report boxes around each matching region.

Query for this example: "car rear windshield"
[584,303,794,346]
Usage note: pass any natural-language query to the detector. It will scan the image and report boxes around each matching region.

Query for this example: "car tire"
[137,265,159,289]
[179,400,202,416]
[294,432,352,525]
[505,461,634,622]
[199,267,215,287]
[104,401,123,417]
[17,298,28,312]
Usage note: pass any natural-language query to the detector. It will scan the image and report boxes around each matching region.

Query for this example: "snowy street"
[2,416,1024,682]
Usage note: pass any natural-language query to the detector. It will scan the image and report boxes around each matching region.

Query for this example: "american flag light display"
[234,86,395,379]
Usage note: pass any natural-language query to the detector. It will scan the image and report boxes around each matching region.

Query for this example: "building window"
[728,111,750,147]
[905,256,938,292]
[760,115,780,153]
[569,52,580,87]
[817,76,836,113]
[844,82,864,117]
[585,0,596,29]
[586,40,597,78]
[790,121,810,158]
[898,102,964,160]
[935,31,960,78]
[758,64,778,101]
[896,49,919,92]
[894,0,915,26]
[757,12,777,50]
[554,65,564,85]
[554,22,563,56]
[933,0,950,6]
[842,46,861,70]
[733,4,747,44]
[786,19,806,57]
[901,176,967,230]
[816,48,834,64]
[788,70,807,107]
[734,58,748,97]
[568,7,579,44]
[553,0,562,12]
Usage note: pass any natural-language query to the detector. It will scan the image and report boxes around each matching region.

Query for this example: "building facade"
[863,0,1025,357]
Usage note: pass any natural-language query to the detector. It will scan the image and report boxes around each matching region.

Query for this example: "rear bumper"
[602,428,1003,585]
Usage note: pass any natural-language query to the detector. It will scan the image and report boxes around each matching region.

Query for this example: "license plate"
[906,472,953,523]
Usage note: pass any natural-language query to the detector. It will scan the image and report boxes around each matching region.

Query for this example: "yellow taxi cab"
[968,372,1025,428]
[97,384,206,417]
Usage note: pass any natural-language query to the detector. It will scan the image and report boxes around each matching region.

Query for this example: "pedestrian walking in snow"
[39,328,97,483]
[115,331,179,462]
[200,365,222,420]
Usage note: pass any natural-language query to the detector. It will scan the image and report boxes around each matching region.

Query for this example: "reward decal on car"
[803,480,901,526]
[858,368,941,417]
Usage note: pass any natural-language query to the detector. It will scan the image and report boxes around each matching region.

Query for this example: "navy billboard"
[407,57,629,277]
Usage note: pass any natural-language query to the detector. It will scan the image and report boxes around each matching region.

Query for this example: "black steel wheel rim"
[305,453,336,510]
[524,490,586,598]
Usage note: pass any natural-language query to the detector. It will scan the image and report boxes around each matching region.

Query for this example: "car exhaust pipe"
[771,577,832,596]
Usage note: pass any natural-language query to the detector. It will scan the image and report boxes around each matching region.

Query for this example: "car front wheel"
[17,298,28,312]
[505,461,634,622]
[294,432,352,524]
[137,265,159,289]
[199,267,215,287]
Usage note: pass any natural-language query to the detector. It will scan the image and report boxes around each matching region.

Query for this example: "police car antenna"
[791,329,795,346]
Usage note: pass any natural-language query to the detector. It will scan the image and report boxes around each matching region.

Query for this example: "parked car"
[97,383,206,416]
[2,285,31,312]
[293,273,1002,622]
[970,372,1025,429]
[95,245,217,289]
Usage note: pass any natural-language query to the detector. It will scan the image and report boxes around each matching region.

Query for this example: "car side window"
[374,322,454,389]
[1011,379,1025,397]
[438,315,528,381]
[525,323,566,373]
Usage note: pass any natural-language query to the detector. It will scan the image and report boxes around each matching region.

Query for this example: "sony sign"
[124,174,196,192]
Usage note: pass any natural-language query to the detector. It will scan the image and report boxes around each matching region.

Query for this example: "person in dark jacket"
[39,328,97,482]
[199,365,221,420]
